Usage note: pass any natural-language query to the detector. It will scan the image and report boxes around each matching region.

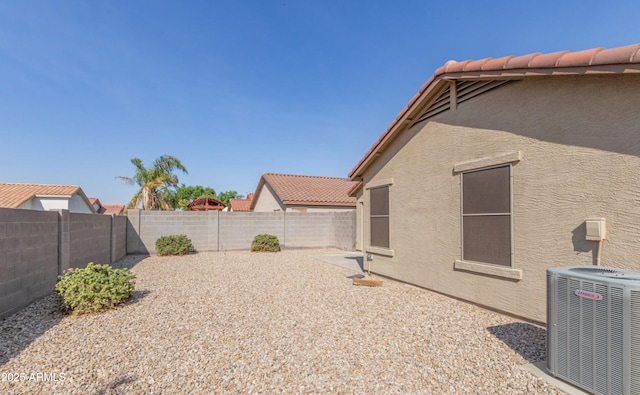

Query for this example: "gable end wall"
[360,74,640,322]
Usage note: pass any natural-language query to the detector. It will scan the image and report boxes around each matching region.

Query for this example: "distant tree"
[116,155,188,210]
[216,190,242,206]
[174,184,217,210]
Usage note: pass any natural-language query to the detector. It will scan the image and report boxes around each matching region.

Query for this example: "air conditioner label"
[575,290,603,301]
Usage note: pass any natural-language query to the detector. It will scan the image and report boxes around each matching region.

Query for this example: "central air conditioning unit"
[547,266,640,395]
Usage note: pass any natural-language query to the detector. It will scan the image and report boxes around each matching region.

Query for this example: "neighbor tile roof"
[0,183,81,208]
[349,43,640,180]
[229,193,253,212]
[252,173,358,208]
[102,204,125,215]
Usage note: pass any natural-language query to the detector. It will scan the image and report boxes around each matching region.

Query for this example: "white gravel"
[0,249,562,394]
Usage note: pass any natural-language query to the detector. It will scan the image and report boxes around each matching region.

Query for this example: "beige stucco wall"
[359,73,640,323]
[252,184,285,212]
[18,194,93,213]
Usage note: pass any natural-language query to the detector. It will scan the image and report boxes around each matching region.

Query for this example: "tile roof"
[229,193,253,212]
[349,43,640,180]
[0,183,82,208]
[102,204,125,215]
[251,173,358,209]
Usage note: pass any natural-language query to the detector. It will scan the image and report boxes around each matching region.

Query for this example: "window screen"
[462,165,511,266]
[370,186,389,248]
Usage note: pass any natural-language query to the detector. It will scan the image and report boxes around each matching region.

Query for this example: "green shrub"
[155,234,193,256]
[251,234,280,252]
[55,263,136,315]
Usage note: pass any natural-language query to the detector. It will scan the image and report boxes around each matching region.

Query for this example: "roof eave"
[348,63,640,181]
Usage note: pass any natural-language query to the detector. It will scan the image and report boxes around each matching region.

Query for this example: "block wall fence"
[126,210,356,254]
[1,208,355,318]
[0,208,127,319]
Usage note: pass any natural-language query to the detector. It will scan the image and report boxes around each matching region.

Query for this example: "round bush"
[156,234,193,256]
[55,263,136,315]
[251,234,280,252]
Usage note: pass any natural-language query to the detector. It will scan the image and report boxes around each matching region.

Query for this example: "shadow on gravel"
[0,295,64,367]
[124,290,151,308]
[110,254,149,271]
[486,322,547,363]
[0,255,150,368]
[95,374,136,394]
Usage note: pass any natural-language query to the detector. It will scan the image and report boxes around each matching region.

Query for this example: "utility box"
[547,266,640,395]
[585,218,606,241]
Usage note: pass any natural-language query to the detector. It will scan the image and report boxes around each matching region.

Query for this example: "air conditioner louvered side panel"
[568,279,582,383]
[610,287,624,395]
[631,290,640,395]
[582,281,595,390]
[595,283,609,395]
[557,276,569,378]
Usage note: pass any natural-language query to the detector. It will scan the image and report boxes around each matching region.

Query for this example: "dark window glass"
[462,165,511,266]
[370,186,389,248]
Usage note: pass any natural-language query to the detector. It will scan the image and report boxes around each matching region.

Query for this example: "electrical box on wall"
[585,218,606,241]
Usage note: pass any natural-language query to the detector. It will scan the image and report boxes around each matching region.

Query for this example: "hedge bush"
[156,234,193,256]
[251,234,280,252]
[55,263,136,315]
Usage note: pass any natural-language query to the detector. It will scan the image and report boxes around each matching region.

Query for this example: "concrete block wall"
[284,212,338,249]
[332,211,357,250]
[0,208,128,319]
[69,212,112,268]
[112,216,127,262]
[219,212,284,251]
[0,208,60,318]
[127,210,355,253]
[133,211,217,254]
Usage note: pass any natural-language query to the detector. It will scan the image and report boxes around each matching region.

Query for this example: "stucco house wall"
[18,194,94,213]
[252,184,285,212]
[357,73,640,323]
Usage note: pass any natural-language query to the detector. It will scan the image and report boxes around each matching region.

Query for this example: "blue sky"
[1,1,639,205]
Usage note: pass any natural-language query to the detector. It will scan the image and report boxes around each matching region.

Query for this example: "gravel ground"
[0,249,562,394]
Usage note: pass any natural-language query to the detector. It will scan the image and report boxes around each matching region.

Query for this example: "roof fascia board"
[441,64,640,80]
[35,194,73,198]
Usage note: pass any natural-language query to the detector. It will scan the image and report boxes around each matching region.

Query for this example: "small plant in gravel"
[155,234,193,256]
[55,263,136,315]
[251,234,280,252]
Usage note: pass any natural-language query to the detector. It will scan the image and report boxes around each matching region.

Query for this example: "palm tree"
[116,155,188,210]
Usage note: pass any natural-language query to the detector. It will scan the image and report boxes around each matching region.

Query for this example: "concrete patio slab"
[309,252,364,273]
[520,361,590,395]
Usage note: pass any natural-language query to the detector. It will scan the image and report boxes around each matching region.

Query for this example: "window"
[462,165,511,266]
[370,186,389,249]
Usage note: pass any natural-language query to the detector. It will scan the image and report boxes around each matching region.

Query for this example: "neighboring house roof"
[250,173,358,210]
[349,43,640,180]
[88,197,125,215]
[102,204,125,216]
[0,183,89,209]
[187,197,226,211]
[229,193,254,212]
